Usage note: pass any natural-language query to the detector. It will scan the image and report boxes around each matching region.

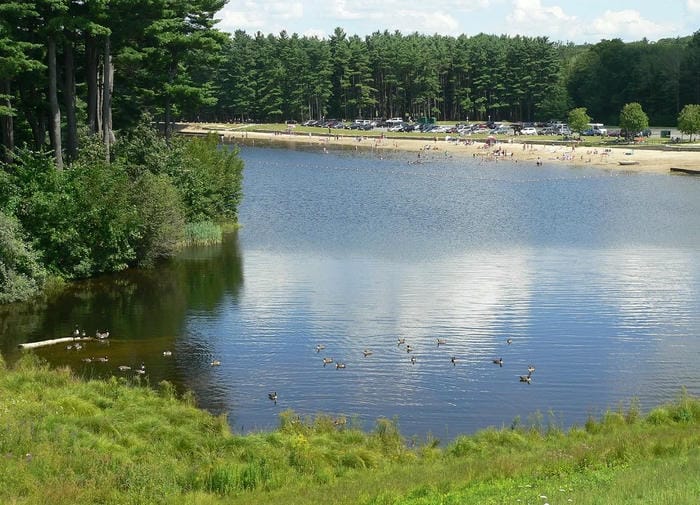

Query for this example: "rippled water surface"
[2,144,699,440]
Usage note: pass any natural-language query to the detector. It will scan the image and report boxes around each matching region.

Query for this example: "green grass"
[182,221,223,246]
[1,354,698,504]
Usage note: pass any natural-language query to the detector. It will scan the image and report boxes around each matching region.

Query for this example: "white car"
[520,127,538,135]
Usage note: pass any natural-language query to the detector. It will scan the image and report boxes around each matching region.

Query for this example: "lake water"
[1,142,699,440]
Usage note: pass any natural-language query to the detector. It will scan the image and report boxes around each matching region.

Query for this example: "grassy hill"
[1,354,698,504]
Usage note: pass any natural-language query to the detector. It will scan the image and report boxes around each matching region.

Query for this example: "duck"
[362,349,373,357]
[519,373,532,383]
[492,357,503,367]
[268,392,278,404]
[506,338,513,345]
[315,344,326,353]
[451,356,457,366]
[322,357,334,367]
[335,362,346,369]
[210,360,221,367]
[436,338,447,346]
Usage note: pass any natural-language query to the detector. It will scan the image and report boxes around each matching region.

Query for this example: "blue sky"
[216,0,699,44]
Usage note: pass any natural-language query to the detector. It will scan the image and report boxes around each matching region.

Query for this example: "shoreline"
[178,123,700,175]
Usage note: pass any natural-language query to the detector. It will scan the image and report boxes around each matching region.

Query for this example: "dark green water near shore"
[1,144,699,439]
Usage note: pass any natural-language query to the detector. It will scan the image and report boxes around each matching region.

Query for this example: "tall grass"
[182,221,222,246]
[1,355,698,505]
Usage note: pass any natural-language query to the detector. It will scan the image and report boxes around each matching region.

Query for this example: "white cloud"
[217,1,304,34]
[303,28,328,39]
[688,0,700,13]
[587,10,677,41]
[505,0,576,38]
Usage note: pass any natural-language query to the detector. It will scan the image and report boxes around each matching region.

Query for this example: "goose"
[72,326,80,338]
[95,356,109,363]
[315,344,326,353]
[436,338,447,346]
[322,357,334,367]
[492,358,503,367]
[397,338,406,345]
[451,356,457,366]
[162,351,172,357]
[117,365,131,372]
[362,349,373,357]
[410,356,416,365]
[527,365,535,374]
[335,362,346,369]
[519,373,532,383]
[135,363,146,374]
[506,338,513,345]
[81,357,93,363]
[406,345,414,353]
[95,330,110,340]
[268,392,278,404]
[211,360,221,367]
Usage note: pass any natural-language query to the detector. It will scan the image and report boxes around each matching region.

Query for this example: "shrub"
[0,211,47,303]
[174,135,244,222]
[131,172,185,266]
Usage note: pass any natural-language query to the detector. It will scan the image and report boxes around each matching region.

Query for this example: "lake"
[1,142,699,441]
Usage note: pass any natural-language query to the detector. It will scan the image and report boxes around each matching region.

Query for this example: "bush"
[174,135,244,222]
[131,172,185,266]
[0,211,47,303]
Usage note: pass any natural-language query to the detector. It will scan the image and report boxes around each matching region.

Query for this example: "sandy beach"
[179,123,700,175]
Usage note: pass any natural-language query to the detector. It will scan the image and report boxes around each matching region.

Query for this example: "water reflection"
[0,233,243,386]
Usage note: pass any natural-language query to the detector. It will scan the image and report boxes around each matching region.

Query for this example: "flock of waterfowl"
[64,326,225,378]
[316,336,534,379]
[64,326,536,409]
[265,336,537,407]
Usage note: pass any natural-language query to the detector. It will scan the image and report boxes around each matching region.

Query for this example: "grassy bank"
[1,354,698,504]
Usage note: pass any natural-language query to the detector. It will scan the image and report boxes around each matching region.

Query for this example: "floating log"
[18,337,93,350]
[670,167,700,175]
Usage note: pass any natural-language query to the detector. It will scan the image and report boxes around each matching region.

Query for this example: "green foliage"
[677,103,700,141]
[568,107,591,135]
[175,135,244,222]
[131,172,185,267]
[0,210,46,303]
[619,102,649,138]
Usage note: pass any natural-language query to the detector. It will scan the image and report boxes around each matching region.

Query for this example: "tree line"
[210,29,700,128]
[3,3,700,162]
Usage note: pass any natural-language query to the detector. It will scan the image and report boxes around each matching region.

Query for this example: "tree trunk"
[86,34,99,135]
[64,39,77,161]
[1,79,14,164]
[102,35,113,162]
[48,37,63,171]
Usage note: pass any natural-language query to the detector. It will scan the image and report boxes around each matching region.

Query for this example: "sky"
[215,0,700,44]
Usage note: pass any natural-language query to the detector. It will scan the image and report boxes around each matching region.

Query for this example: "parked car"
[491,126,515,135]
[520,127,537,135]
